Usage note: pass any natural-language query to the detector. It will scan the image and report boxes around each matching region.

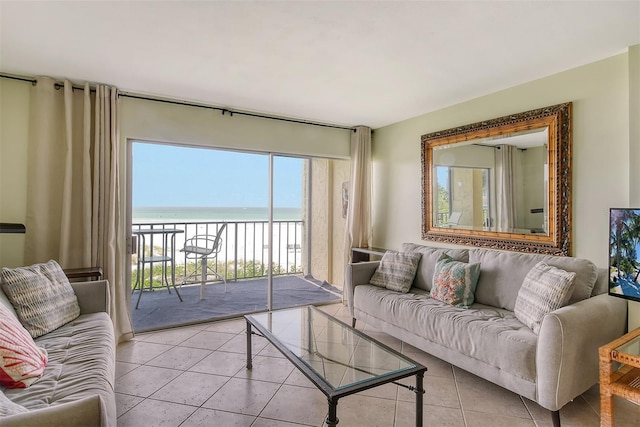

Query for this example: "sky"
[132,142,303,208]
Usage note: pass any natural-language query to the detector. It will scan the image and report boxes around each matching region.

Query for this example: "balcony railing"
[132,220,304,289]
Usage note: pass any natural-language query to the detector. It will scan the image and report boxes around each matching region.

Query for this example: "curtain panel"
[344,126,373,262]
[25,77,133,343]
[495,144,517,232]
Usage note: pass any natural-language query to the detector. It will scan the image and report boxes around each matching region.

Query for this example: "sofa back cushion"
[592,268,609,296]
[469,248,598,311]
[400,243,469,291]
[0,288,17,318]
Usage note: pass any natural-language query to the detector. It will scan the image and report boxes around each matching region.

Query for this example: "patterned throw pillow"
[1,260,80,338]
[514,261,576,334]
[369,250,422,293]
[0,304,48,388]
[430,254,481,308]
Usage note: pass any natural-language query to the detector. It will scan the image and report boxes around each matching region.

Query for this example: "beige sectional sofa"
[0,279,116,427]
[345,243,628,426]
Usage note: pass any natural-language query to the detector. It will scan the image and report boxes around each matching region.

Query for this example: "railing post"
[234,222,238,281]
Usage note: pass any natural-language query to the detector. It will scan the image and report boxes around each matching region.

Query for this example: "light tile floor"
[116,303,640,427]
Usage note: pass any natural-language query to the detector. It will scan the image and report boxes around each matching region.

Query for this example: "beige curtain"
[495,144,517,232]
[344,126,373,262]
[25,77,133,343]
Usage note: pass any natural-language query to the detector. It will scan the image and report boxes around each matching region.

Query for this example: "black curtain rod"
[1,74,356,132]
[471,143,526,151]
[0,73,96,92]
[119,93,356,132]
[1,74,36,85]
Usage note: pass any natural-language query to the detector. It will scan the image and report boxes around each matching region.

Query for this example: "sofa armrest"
[536,293,627,411]
[0,394,110,427]
[344,261,379,317]
[71,280,111,316]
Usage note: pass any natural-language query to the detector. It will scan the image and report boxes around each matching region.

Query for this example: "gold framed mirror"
[421,102,572,255]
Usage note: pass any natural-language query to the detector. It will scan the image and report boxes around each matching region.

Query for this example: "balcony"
[131,220,342,331]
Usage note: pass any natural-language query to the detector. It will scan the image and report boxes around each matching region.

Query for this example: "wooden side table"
[351,247,387,263]
[599,327,640,427]
[63,267,103,281]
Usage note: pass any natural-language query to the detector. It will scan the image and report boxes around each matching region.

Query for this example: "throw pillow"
[430,254,481,308]
[369,250,422,293]
[514,261,577,334]
[1,260,80,338]
[0,304,48,389]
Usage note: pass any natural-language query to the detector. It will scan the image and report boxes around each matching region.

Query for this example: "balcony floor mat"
[131,275,341,332]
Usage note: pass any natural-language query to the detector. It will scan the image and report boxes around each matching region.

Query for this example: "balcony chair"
[446,211,462,226]
[181,223,227,300]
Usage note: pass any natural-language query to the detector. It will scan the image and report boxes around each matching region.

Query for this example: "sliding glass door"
[127,141,339,331]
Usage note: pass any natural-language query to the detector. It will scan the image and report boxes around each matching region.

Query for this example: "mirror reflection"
[432,127,549,234]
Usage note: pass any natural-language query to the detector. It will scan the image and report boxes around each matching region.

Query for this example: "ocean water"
[133,206,302,223]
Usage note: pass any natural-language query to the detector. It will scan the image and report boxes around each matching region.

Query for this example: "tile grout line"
[116,325,236,423]
[452,366,470,427]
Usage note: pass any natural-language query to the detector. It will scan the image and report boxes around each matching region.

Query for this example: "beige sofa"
[346,243,628,426]
[0,279,116,427]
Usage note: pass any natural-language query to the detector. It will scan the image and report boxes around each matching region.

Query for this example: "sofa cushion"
[0,391,28,416]
[353,285,537,381]
[0,305,48,388]
[430,254,481,308]
[369,251,422,293]
[400,243,469,291]
[1,260,80,338]
[514,262,576,334]
[469,249,598,311]
[3,312,115,423]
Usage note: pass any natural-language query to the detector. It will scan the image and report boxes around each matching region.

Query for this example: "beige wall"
[627,45,640,328]
[373,49,639,326]
[0,79,30,267]
[120,97,351,159]
[308,158,349,287]
[308,159,330,280]
[330,160,350,286]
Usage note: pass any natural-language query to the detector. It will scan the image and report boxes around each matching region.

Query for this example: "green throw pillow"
[430,254,481,308]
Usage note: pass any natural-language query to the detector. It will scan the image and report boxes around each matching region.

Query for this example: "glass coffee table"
[245,306,427,426]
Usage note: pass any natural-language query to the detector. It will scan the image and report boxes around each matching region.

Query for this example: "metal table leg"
[326,398,339,427]
[246,320,253,369]
[415,372,424,427]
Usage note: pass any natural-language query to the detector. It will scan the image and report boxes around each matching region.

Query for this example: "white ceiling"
[1,1,639,129]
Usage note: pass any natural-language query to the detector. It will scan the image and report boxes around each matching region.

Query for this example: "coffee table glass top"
[246,306,419,391]
[615,334,640,358]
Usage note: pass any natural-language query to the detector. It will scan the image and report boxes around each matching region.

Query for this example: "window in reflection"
[434,166,490,229]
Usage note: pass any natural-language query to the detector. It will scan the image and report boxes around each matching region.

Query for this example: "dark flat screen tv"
[609,208,640,302]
